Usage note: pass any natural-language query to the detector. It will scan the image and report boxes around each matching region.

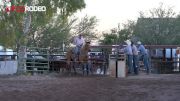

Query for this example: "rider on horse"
[73,34,85,57]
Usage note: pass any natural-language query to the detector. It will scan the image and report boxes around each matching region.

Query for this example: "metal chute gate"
[18,46,50,74]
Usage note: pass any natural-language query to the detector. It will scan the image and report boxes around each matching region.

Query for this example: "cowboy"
[131,41,139,74]
[137,41,150,74]
[73,34,85,55]
[124,40,133,74]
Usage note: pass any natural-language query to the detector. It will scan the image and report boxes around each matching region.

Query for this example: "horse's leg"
[101,63,104,74]
[72,61,77,74]
[102,62,106,75]
[99,61,103,74]
[66,61,76,76]
[82,63,85,75]
[66,62,71,74]
[88,61,92,74]
[82,62,86,76]
[82,62,91,75]
[86,62,90,75]
[91,61,96,74]
[85,63,89,75]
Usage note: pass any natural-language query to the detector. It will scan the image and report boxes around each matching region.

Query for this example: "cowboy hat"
[137,41,141,44]
[85,39,91,43]
[124,40,131,45]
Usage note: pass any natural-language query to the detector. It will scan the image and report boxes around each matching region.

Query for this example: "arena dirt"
[0,73,180,101]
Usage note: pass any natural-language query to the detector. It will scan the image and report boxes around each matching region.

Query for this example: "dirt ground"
[0,73,180,101]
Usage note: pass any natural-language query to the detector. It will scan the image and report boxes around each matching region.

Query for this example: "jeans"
[139,54,150,74]
[133,55,139,74]
[127,55,133,73]
[74,45,82,55]
[83,60,92,75]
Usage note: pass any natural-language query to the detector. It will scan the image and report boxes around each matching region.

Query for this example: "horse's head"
[66,46,76,61]
[83,41,91,51]
[78,41,91,62]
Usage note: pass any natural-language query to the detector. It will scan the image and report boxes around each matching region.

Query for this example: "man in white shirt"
[73,34,85,55]
[124,40,133,74]
[131,41,139,74]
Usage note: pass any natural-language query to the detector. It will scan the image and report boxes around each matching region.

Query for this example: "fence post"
[17,46,27,74]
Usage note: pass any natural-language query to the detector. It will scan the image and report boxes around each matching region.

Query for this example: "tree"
[118,20,136,43]
[29,16,77,48]
[26,0,86,49]
[72,15,98,40]
[134,3,180,45]
[172,15,180,44]
[101,20,136,45]
[0,0,27,48]
[0,0,86,49]
[100,29,118,45]
[29,14,98,49]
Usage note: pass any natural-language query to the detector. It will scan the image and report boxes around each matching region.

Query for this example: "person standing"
[124,40,133,74]
[131,41,139,74]
[137,41,150,74]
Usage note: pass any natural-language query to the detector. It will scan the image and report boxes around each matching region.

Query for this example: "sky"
[75,0,180,32]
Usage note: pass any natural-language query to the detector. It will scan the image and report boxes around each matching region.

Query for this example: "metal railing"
[1,45,180,74]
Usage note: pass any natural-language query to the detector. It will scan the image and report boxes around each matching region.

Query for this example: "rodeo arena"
[0,41,180,101]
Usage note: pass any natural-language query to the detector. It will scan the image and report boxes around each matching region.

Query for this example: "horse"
[65,46,76,74]
[79,41,91,75]
[66,41,91,75]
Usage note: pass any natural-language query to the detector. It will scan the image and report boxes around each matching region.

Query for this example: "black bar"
[116,60,118,78]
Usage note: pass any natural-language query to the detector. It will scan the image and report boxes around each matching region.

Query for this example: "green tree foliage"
[101,33,117,45]
[117,29,130,43]
[0,0,26,48]
[134,3,180,45]
[135,18,178,45]
[101,21,135,45]
[0,0,86,48]
[72,15,98,40]
[102,3,180,45]
[100,29,118,45]
[118,20,136,43]
[172,15,180,44]
[27,16,77,48]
